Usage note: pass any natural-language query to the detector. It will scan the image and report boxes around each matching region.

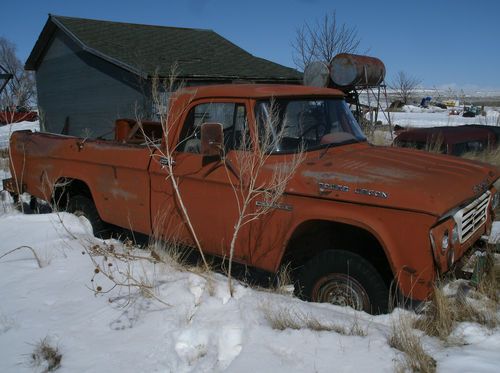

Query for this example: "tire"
[296,250,389,314]
[66,195,109,238]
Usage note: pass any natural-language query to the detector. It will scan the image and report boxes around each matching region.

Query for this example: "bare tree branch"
[292,11,361,70]
[225,99,305,296]
[0,37,36,113]
[389,71,422,105]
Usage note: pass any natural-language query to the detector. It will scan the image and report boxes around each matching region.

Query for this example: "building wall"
[36,30,149,138]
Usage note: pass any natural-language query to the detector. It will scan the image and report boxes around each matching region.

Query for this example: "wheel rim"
[312,273,371,312]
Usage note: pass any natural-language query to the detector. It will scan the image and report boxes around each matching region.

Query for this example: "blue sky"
[2,0,500,90]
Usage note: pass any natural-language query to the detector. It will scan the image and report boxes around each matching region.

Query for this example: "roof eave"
[25,15,148,78]
[50,16,148,78]
[153,74,302,82]
[25,16,57,70]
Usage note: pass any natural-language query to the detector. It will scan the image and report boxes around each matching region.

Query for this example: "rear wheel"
[296,250,389,314]
[66,195,108,238]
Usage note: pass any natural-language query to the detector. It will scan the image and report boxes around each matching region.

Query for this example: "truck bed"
[9,130,154,234]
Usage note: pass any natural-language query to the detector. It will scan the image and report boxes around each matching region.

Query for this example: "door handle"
[159,156,175,167]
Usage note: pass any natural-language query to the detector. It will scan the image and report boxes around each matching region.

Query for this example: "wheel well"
[52,178,92,209]
[283,220,394,286]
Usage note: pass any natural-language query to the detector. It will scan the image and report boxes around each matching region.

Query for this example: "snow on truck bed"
[0,120,40,150]
[1,200,500,372]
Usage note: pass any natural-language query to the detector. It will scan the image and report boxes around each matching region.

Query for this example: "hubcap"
[312,273,370,312]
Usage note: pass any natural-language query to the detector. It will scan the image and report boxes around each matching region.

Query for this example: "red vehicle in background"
[394,125,498,156]
[0,110,38,125]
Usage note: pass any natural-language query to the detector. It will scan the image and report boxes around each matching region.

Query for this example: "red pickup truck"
[5,84,499,313]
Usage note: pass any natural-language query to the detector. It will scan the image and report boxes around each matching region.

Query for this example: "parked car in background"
[394,125,498,156]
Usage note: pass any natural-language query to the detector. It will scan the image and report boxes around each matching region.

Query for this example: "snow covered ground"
[0,198,499,372]
[377,106,500,129]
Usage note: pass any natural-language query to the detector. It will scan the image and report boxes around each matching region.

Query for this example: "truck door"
[149,100,251,261]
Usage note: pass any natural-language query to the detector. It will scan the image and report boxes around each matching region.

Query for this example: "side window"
[178,102,247,153]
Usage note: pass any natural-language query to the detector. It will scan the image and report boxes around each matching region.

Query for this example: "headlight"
[492,191,499,210]
[441,230,449,251]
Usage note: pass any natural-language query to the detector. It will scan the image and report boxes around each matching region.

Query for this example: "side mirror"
[200,122,224,157]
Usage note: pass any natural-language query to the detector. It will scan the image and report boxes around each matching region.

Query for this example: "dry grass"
[367,129,392,146]
[389,315,437,373]
[29,337,62,372]
[148,238,193,272]
[453,296,498,329]
[270,263,293,295]
[462,146,500,167]
[262,305,366,336]
[415,258,499,341]
[414,285,454,340]
[476,250,500,301]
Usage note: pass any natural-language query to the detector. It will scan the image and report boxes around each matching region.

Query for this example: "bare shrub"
[0,37,36,113]
[389,315,436,373]
[225,99,305,295]
[85,241,171,307]
[136,71,304,298]
[29,337,62,372]
[389,71,421,105]
[145,69,210,271]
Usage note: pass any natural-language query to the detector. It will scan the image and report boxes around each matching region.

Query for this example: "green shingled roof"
[26,15,302,82]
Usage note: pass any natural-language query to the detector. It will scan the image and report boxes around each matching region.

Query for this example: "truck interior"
[114,118,163,145]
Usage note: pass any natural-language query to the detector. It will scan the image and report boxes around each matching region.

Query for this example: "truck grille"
[454,191,490,244]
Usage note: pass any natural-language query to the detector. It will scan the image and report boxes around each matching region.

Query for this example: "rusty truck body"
[6,84,500,313]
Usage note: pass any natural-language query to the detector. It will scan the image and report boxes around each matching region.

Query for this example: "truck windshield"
[255,98,366,153]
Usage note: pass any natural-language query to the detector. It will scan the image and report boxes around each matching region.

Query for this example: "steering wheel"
[300,123,326,139]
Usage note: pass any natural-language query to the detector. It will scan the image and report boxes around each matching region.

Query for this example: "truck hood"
[289,143,499,217]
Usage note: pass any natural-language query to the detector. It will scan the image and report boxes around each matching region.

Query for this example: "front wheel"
[295,250,389,314]
[66,195,109,238]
